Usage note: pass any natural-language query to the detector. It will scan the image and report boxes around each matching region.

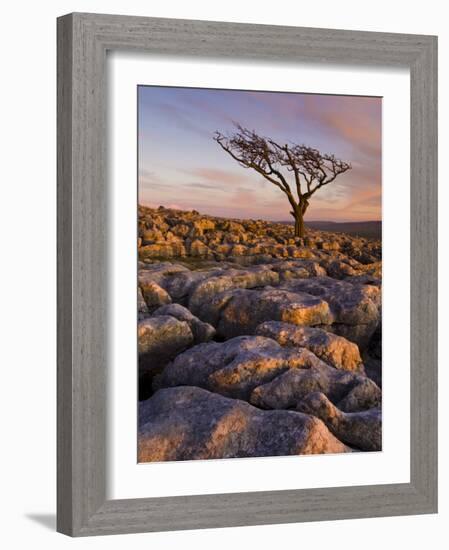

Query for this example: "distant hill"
[278,220,381,240]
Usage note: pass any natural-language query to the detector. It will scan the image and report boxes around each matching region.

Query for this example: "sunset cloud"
[186,167,247,186]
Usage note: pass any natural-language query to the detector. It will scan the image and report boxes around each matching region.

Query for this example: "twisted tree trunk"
[291,200,308,238]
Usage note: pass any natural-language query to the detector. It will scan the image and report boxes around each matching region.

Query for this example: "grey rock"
[345,273,382,287]
[188,266,279,316]
[137,287,149,319]
[138,262,189,288]
[152,303,216,344]
[268,260,326,281]
[161,270,217,303]
[139,280,172,311]
[250,360,381,412]
[326,260,360,279]
[281,276,381,323]
[280,277,380,348]
[138,315,193,378]
[297,392,381,451]
[138,386,350,461]
[337,377,383,412]
[256,321,364,373]
[199,287,333,339]
[157,335,325,401]
[362,356,382,388]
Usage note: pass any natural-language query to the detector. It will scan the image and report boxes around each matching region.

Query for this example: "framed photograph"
[57,12,437,536]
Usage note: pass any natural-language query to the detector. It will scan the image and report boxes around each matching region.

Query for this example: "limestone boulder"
[141,228,164,244]
[326,260,360,279]
[152,303,216,344]
[269,259,326,281]
[209,288,333,339]
[161,270,219,303]
[256,321,363,372]
[297,391,381,451]
[188,266,279,316]
[280,277,380,348]
[138,386,350,461]
[157,335,324,400]
[138,315,193,378]
[137,287,149,319]
[250,360,381,412]
[139,242,186,259]
[187,239,212,258]
[138,262,189,288]
[139,280,172,311]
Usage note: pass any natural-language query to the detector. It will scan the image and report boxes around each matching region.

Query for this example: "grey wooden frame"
[57,12,438,537]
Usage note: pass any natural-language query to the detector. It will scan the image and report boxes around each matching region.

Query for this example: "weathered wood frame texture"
[57,12,438,536]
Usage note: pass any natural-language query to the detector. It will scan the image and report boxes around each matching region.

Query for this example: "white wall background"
[0,1,445,548]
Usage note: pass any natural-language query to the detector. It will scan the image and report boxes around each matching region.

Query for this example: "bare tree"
[214,124,352,237]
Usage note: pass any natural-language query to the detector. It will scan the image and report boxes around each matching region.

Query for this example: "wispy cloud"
[184,167,248,186]
[148,101,212,139]
[303,95,381,159]
[185,182,229,191]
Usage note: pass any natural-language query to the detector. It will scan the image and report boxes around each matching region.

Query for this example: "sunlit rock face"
[255,321,364,373]
[156,335,326,400]
[138,205,381,266]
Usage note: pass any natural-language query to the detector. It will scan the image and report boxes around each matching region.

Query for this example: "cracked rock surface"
[137,206,382,460]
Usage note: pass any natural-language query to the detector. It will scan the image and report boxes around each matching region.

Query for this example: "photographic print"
[137,86,382,462]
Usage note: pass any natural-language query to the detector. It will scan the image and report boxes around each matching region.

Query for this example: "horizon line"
[138,203,381,224]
